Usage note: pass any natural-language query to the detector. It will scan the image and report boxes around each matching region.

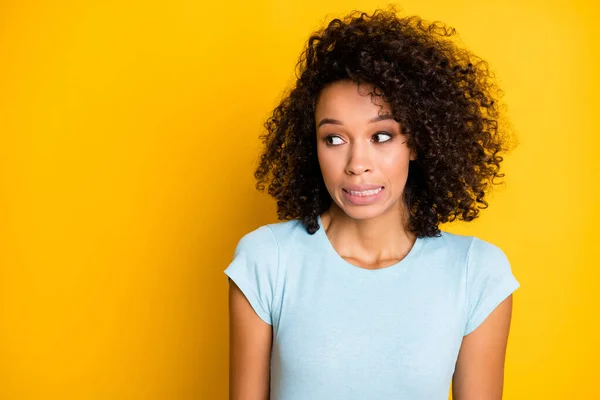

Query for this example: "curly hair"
[254,7,514,237]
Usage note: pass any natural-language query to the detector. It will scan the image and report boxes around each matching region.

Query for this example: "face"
[315,80,416,221]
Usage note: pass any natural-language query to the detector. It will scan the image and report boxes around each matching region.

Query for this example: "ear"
[409,149,417,161]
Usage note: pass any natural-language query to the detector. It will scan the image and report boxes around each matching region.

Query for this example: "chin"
[336,203,388,221]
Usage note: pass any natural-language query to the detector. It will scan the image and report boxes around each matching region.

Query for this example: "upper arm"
[452,294,514,400]
[228,279,273,400]
[224,226,280,399]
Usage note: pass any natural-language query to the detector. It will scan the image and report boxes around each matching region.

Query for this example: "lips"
[343,185,385,197]
[342,184,385,205]
[343,184,384,192]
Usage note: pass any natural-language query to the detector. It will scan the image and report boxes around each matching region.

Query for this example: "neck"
[321,202,416,265]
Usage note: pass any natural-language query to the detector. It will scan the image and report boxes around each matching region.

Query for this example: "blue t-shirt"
[224,216,520,400]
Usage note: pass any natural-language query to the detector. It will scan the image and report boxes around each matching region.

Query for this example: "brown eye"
[373,132,392,143]
[326,135,344,145]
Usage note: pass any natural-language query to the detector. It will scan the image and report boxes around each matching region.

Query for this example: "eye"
[373,132,392,143]
[325,135,345,146]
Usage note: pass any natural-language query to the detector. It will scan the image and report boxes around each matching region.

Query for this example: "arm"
[452,295,514,400]
[228,279,273,400]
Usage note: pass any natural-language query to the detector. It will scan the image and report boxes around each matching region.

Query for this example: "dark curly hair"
[254,7,514,237]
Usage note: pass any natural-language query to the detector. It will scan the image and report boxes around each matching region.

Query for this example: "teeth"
[348,187,383,196]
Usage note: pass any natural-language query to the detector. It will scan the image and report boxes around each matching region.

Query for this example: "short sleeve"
[224,225,279,325]
[464,237,520,336]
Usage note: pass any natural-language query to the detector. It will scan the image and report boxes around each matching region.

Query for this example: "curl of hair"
[254,6,514,237]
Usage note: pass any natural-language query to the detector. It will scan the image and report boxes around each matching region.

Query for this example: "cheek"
[378,152,411,180]
[317,149,343,181]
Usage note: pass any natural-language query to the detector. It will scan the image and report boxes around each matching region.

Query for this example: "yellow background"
[1,0,598,398]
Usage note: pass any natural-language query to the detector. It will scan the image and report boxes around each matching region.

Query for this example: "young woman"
[225,8,520,400]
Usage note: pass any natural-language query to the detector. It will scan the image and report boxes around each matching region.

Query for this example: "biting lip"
[343,184,384,192]
[342,184,385,204]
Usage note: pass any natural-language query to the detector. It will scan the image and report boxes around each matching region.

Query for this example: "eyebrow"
[316,114,395,128]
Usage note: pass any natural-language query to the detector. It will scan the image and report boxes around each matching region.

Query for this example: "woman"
[225,8,520,400]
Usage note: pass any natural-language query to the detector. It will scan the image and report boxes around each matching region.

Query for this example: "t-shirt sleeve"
[224,225,279,325]
[464,237,520,336]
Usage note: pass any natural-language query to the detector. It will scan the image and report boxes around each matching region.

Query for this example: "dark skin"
[228,280,271,400]
[228,81,514,400]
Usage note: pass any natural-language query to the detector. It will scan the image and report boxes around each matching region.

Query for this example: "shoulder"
[235,218,308,255]
[266,218,308,241]
[423,230,476,263]
[423,230,513,280]
[448,232,518,304]
[429,230,506,259]
[226,222,300,326]
[235,224,277,254]
[458,234,519,335]
[466,235,511,273]
[432,229,474,248]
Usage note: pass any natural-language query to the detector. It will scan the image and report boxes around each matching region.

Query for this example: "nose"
[345,142,372,175]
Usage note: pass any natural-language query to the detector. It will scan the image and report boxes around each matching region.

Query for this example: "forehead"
[315,80,392,119]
